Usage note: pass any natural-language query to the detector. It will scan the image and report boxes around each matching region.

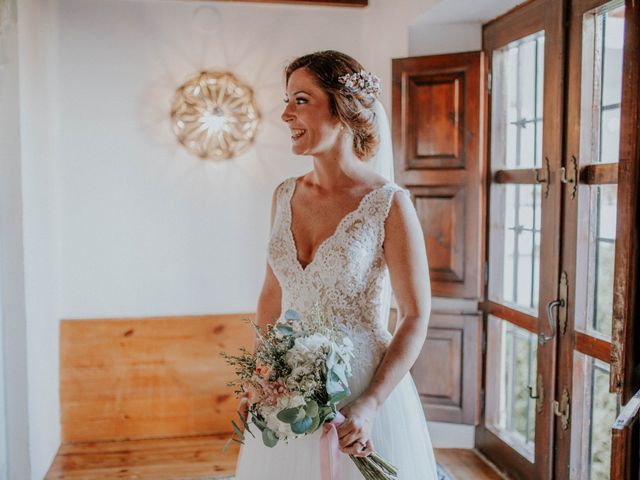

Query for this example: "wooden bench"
[46,313,254,479]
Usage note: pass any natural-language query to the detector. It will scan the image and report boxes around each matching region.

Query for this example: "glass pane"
[491,31,545,170]
[486,315,537,461]
[575,2,625,337]
[580,3,625,165]
[590,360,617,479]
[489,183,541,313]
[572,354,618,479]
[590,184,618,335]
[600,7,625,107]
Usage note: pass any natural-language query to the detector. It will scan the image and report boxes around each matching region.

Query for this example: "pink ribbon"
[320,411,346,480]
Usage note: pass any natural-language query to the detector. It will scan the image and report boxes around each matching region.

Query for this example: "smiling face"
[281,68,343,157]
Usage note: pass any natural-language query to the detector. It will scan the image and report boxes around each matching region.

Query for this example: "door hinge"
[560,155,578,199]
[487,71,492,94]
[480,390,486,411]
[553,388,571,430]
[534,156,552,199]
[528,373,544,414]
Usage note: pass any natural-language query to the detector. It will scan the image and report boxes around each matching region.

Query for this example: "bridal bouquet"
[220,303,399,480]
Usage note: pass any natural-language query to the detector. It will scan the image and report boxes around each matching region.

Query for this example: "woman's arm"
[361,189,431,405]
[337,189,431,455]
[254,185,283,352]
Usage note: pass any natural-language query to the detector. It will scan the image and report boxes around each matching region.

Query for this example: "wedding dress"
[233,175,438,480]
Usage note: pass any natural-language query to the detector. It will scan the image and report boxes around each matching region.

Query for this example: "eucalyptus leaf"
[253,415,267,430]
[284,309,300,321]
[262,427,279,448]
[305,399,319,418]
[330,388,350,403]
[291,415,313,434]
[237,411,255,438]
[276,406,304,424]
[323,411,336,423]
[319,405,333,417]
[276,324,294,335]
[308,414,321,433]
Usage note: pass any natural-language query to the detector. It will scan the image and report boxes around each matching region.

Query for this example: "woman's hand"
[337,396,379,457]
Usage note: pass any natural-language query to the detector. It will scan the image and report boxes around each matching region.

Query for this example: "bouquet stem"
[349,452,398,480]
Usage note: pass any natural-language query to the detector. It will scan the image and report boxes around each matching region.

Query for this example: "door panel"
[409,73,465,168]
[562,0,639,478]
[411,312,482,424]
[392,52,484,299]
[412,186,466,283]
[479,1,565,478]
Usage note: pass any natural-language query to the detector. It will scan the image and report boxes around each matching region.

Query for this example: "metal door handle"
[539,298,564,345]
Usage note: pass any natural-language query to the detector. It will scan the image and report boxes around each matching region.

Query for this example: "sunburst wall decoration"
[170,71,261,160]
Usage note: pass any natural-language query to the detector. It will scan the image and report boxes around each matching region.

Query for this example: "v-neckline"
[286,176,391,273]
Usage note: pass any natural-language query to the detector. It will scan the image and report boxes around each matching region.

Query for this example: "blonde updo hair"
[284,50,379,161]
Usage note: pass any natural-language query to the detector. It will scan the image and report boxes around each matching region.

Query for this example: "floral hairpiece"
[337,70,382,98]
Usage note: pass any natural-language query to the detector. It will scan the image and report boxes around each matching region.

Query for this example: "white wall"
[0,0,32,478]
[55,0,371,319]
[16,0,60,477]
[408,0,525,56]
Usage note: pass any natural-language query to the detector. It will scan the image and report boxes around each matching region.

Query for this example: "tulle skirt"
[233,371,438,480]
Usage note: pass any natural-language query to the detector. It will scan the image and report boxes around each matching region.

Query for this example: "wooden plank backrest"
[60,313,254,443]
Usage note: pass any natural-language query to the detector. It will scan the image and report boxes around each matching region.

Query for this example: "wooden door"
[477,0,640,478]
[392,52,484,425]
[477,1,565,478]
[560,0,640,478]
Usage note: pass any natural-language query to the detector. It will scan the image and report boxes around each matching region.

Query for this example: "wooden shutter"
[392,52,485,299]
[392,52,485,425]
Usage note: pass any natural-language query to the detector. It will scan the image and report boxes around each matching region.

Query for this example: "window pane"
[491,31,545,170]
[590,360,617,479]
[591,184,618,335]
[489,184,541,313]
[576,2,624,337]
[581,3,625,165]
[573,354,618,479]
[486,315,537,461]
[600,7,625,107]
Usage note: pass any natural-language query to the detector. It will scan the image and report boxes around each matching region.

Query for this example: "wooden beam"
[196,0,368,7]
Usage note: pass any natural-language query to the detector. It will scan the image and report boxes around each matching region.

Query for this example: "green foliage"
[305,399,319,418]
[262,427,279,448]
[276,406,305,423]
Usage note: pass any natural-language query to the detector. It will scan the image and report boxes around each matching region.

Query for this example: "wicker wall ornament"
[171,71,260,160]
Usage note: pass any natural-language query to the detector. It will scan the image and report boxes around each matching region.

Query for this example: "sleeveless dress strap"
[380,183,411,221]
[376,183,411,248]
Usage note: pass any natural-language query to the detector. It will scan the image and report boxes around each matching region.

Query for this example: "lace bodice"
[267,176,410,373]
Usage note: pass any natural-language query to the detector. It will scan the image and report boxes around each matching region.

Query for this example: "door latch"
[553,388,571,430]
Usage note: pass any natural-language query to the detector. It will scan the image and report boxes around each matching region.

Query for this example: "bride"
[233,50,438,479]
